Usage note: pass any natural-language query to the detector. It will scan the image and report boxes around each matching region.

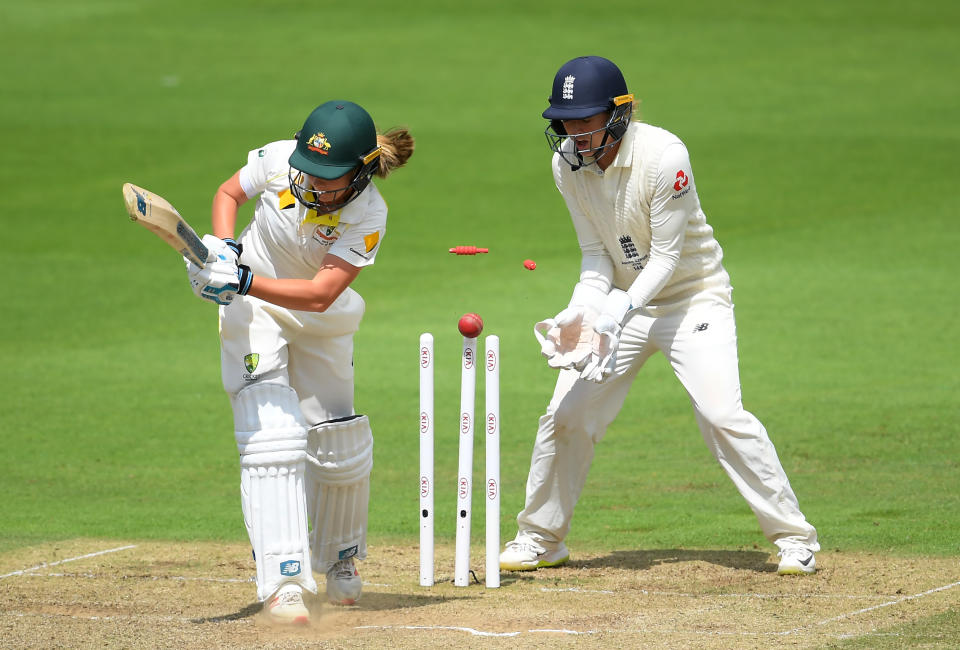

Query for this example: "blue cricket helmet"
[543,56,635,170]
[543,56,629,120]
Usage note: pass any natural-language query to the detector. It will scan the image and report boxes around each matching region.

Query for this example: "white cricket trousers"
[517,301,819,552]
[219,288,365,425]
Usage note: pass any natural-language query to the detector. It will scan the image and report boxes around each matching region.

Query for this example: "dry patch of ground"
[1,539,957,649]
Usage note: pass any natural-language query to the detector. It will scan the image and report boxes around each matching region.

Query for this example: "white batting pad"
[233,382,317,601]
[305,415,374,572]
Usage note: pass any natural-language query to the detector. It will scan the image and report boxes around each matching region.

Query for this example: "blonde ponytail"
[375,127,415,178]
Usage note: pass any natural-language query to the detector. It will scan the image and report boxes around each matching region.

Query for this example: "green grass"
[824,608,960,648]
[1,0,958,572]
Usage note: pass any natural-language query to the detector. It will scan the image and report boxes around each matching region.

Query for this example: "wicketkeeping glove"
[185,234,253,306]
[580,289,632,383]
[534,282,607,370]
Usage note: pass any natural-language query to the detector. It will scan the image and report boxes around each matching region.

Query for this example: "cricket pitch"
[1,539,957,649]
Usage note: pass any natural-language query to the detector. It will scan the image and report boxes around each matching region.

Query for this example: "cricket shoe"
[265,582,310,625]
[326,558,362,605]
[777,547,816,575]
[499,535,569,571]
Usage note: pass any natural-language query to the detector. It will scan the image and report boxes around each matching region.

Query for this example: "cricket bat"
[121,183,208,268]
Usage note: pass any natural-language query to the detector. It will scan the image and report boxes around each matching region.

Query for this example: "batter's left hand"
[185,235,252,305]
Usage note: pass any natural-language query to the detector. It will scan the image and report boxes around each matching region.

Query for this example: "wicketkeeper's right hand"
[534,305,598,370]
[579,289,633,384]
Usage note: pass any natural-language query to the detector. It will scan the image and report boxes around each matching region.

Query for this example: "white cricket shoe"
[326,558,362,605]
[499,535,569,571]
[777,547,816,575]
[265,582,310,625]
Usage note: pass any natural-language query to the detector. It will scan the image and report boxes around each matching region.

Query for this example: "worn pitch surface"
[2,540,957,649]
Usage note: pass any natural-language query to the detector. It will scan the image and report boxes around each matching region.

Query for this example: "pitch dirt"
[1,539,957,649]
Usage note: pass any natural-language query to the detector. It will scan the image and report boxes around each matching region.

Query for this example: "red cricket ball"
[458,313,484,338]
[523,259,537,270]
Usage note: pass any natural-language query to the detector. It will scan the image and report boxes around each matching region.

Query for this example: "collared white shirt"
[236,140,387,280]
[553,122,731,313]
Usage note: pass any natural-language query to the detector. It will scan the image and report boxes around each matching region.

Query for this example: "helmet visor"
[544,96,633,170]
[289,168,359,214]
[545,122,616,170]
[288,146,381,214]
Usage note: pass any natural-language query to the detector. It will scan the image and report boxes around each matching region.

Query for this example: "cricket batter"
[185,101,413,623]
[499,57,819,577]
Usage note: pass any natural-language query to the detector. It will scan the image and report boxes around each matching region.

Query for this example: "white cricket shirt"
[553,122,732,314]
[236,140,387,280]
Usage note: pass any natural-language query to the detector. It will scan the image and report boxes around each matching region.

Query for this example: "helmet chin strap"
[569,151,585,171]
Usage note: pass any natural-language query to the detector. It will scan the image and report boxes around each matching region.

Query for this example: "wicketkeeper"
[500,56,819,577]
[185,101,413,624]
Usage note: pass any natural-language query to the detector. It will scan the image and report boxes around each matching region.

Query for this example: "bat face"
[122,183,208,268]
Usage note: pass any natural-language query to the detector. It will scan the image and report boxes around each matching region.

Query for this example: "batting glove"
[222,237,243,260]
[185,235,252,306]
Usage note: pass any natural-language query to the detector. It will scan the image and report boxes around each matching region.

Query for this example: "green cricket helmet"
[288,100,382,213]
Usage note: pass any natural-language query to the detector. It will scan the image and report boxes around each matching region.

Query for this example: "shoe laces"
[331,559,357,579]
[778,547,811,560]
[506,539,545,555]
[271,589,304,608]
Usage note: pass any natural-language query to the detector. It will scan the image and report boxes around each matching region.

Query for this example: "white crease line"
[635,626,907,640]
[356,625,519,637]
[20,572,254,584]
[778,579,960,636]
[356,625,596,637]
[540,587,889,600]
[0,545,137,580]
[2,610,249,625]
[528,628,597,635]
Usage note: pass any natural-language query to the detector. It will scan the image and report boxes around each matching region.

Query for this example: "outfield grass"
[1,0,957,569]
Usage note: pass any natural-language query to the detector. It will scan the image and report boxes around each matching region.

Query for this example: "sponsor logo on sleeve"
[672,170,691,199]
[348,235,377,260]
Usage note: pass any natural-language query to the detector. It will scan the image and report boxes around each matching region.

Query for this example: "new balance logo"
[693,323,709,332]
[279,560,301,576]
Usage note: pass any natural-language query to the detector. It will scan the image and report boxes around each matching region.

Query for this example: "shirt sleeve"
[237,141,294,200]
[625,142,697,308]
[326,191,388,268]
[552,155,614,295]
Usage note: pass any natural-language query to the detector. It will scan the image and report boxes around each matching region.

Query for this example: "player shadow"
[189,602,262,623]
[574,548,775,573]
[498,548,775,586]
[347,589,477,611]
[190,589,473,623]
